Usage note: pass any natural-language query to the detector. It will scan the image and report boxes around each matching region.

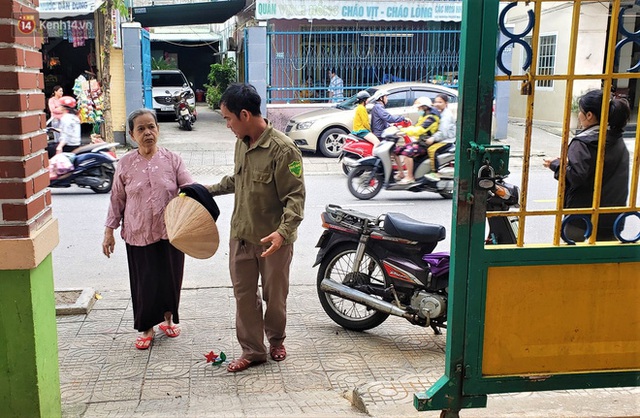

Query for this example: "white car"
[285,82,458,158]
[151,70,195,116]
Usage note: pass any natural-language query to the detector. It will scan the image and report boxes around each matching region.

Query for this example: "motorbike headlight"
[296,121,314,130]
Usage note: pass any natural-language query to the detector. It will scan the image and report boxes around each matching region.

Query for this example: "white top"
[59,113,81,147]
[432,107,456,143]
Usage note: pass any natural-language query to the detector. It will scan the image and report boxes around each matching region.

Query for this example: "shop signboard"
[38,0,105,20]
[255,0,462,22]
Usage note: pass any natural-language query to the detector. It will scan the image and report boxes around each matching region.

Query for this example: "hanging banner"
[255,0,462,22]
[38,0,105,20]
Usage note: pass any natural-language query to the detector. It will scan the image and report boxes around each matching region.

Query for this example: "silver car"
[285,82,458,158]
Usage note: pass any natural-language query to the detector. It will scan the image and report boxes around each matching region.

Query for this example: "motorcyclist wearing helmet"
[369,90,409,139]
[394,96,440,184]
[350,90,379,146]
[56,96,81,154]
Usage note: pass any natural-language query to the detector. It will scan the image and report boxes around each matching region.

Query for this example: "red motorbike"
[338,120,412,175]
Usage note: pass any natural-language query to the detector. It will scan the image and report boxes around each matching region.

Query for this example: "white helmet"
[414,96,433,108]
[369,90,390,103]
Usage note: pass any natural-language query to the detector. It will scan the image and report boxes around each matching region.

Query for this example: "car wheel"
[318,128,347,158]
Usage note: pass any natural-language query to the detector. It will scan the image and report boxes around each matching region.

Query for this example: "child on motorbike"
[394,97,440,184]
[350,90,379,146]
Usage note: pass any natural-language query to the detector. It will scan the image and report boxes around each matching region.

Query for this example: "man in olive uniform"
[207,83,305,373]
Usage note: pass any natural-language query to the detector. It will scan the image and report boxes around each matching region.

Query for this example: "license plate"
[161,106,173,111]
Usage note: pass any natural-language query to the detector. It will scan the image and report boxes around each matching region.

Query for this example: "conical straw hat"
[164,194,219,259]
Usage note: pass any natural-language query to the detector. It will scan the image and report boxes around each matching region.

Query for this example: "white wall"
[506,2,607,126]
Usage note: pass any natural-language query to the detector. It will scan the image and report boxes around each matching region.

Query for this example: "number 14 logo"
[17,14,37,35]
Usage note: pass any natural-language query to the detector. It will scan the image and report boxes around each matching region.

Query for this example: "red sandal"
[135,335,153,350]
[226,358,265,373]
[270,345,286,362]
[158,323,180,338]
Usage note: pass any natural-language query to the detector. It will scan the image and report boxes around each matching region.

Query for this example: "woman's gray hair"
[127,108,158,131]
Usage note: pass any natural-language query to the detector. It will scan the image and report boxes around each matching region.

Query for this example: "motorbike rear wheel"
[347,166,383,200]
[317,243,390,331]
[90,163,115,194]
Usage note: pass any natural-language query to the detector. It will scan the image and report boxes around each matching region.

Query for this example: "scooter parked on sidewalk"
[339,120,412,175]
[48,141,119,194]
[314,179,519,333]
[172,89,197,131]
[346,126,455,199]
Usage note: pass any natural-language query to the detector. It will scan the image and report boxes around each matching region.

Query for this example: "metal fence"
[267,23,461,103]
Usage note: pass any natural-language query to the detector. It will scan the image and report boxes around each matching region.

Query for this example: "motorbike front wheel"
[317,243,390,331]
[347,166,383,200]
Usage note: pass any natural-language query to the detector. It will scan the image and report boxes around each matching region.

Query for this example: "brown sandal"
[270,345,286,362]
[226,358,265,373]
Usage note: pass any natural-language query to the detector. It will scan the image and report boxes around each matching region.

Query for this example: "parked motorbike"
[172,90,196,131]
[48,141,118,194]
[314,179,519,333]
[339,120,412,175]
[346,126,456,199]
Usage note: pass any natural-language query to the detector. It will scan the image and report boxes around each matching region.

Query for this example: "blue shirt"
[328,75,344,102]
[370,102,405,138]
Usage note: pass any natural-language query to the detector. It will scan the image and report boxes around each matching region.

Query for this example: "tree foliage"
[98,0,128,143]
[204,58,237,109]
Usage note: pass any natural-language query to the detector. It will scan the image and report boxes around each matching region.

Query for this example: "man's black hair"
[220,83,262,118]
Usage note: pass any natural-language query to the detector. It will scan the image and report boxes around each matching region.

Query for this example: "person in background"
[543,89,630,242]
[327,69,344,102]
[351,90,379,146]
[206,83,305,373]
[423,93,457,181]
[394,96,440,184]
[48,85,64,144]
[55,96,81,154]
[102,108,194,350]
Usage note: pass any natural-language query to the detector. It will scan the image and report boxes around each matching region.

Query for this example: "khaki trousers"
[229,239,293,361]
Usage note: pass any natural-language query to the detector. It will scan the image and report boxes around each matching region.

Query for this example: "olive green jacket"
[207,122,305,245]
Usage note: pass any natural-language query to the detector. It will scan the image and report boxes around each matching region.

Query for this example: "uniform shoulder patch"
[288,160,302,177]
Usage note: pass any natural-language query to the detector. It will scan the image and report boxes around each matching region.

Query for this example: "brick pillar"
[0,0,61,416]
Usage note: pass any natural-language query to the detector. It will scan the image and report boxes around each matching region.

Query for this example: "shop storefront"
[249,0,463,103]
[39,0,109,135]
[41,16,97,99]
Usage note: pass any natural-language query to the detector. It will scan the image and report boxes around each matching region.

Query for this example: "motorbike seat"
[383,212,446,243]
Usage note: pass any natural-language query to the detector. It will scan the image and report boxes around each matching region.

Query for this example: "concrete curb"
[55,287,96,315]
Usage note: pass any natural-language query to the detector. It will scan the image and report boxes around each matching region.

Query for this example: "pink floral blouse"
[105,147,193,246]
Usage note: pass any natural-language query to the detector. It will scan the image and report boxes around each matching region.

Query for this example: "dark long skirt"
[125,239,185,332]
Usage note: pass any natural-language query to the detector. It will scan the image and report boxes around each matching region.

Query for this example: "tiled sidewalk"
[57,286,640,417]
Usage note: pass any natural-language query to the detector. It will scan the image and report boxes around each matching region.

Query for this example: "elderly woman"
[102,109,193,350]
[543,89,630,241]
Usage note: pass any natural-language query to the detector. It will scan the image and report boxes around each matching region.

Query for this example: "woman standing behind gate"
[543,89,630,242]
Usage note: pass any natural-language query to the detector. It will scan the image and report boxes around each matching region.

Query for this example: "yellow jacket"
[352,103,371,132]
[401,111,440,141]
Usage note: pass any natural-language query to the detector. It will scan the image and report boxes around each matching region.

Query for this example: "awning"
[132,0,246,27]
[150,33,222,42]
[38,0,104,20]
